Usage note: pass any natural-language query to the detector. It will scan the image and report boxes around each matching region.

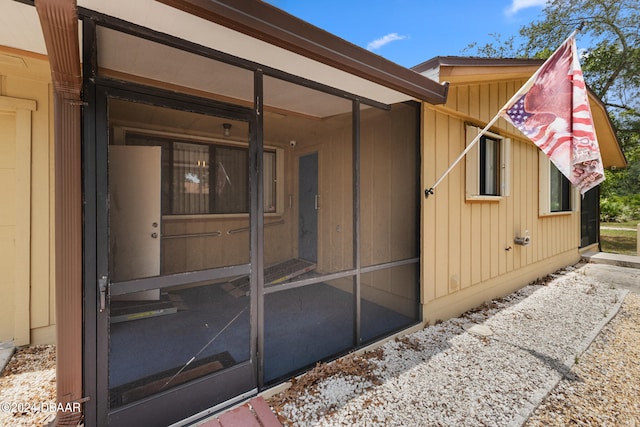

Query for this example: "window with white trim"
[465,124,510,200]
[539,152,578,215]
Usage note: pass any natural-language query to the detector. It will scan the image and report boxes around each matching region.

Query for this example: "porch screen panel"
[360,102,419,266]
[263,278,354,383]
[360,263,419,343]
[262,75,354,274]
[262,75,355,384]
[359,102,421,341]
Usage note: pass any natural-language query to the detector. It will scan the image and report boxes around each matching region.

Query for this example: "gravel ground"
[269,265,631,426]
[0,345,56,427]
[525,292,640,426]
[1,264,637,427]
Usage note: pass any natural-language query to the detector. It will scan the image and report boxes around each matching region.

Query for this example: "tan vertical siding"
[0,51,55,345]
[423,109,437,303]
[0,109,17,342]
[422,79,582,323]
[447,119,461,293]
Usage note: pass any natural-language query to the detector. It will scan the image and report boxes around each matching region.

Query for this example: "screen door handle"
[99,275,108,312]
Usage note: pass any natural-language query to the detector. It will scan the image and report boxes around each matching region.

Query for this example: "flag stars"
[506,96,532,127]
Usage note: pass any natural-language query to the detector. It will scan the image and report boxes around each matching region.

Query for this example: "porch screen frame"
[79,10,420,426]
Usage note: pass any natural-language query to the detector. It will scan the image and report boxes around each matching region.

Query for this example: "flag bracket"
[424,187,434,198]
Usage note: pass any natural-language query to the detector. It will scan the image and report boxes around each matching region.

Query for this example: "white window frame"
[465,124,510,201]
[538,152,579,216]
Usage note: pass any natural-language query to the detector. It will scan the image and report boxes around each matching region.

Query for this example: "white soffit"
[78,0,413,106]
[0,0,47,55]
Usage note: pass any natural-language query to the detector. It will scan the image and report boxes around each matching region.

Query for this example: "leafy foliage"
[600,195,640,222]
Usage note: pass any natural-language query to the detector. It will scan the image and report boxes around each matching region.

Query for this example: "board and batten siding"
[0,49,56,345]
[421,79,581,323]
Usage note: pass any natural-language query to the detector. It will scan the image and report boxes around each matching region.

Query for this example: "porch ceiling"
[0,1,47,55]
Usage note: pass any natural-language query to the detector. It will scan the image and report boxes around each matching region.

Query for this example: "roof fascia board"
[414,57,544,85]
[413,56,544,72]
[155,0,448,105]
[587,88,626,168]
[437,65,542,84]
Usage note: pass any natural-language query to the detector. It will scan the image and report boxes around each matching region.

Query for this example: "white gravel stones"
[275,266,624,427]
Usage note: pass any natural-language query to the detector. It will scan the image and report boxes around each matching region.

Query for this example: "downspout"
[34,0,84,424]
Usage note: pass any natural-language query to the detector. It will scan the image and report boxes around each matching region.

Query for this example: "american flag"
[501,35,604,195]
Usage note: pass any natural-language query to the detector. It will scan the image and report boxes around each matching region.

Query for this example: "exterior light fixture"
[223,123,231,137]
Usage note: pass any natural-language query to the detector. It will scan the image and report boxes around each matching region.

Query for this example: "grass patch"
[601,221,639,229]
[600,226,637,255]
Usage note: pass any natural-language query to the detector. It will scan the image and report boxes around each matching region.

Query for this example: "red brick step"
[198,396,282,427]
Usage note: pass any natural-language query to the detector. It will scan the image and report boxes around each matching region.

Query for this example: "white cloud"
[366,33,407,51]
[505,0,548,16]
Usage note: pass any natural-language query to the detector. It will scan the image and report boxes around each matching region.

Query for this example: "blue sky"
[264,0,548,68]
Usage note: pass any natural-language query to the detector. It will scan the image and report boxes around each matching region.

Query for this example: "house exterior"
[413,56,626,323]
[0,1,625,426]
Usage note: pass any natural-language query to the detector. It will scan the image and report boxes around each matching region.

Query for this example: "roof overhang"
[414,56,627,168]
[588,88,626,168]
[412,56,545,84]
[2,0,448,107]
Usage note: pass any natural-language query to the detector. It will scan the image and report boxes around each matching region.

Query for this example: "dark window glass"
[550,163,571,212]
[479,136,500,196]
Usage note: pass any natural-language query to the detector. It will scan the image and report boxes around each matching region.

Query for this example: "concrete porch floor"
[581,251,640,294]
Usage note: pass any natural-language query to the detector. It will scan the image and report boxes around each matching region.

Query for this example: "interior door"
[109,145,161,300]
[97,91,257,427]
[298,152,318,262]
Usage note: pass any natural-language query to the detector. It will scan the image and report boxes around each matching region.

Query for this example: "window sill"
[539,210,575,218]
[465,195,503,203]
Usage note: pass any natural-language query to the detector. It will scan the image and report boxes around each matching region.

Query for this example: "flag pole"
[424,27,582,199]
